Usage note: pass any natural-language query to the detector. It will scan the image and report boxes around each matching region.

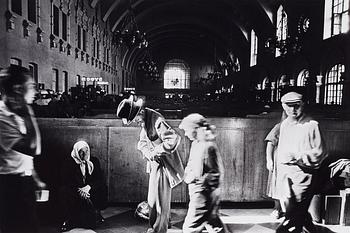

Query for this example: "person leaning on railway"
[117,95,184,233]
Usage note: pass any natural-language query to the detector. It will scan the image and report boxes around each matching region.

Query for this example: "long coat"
[59,156,107,227]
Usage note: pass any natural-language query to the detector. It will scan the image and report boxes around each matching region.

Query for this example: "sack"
[135,201,150,220]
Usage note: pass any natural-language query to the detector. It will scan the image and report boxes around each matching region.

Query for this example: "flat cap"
[281,91,303,103]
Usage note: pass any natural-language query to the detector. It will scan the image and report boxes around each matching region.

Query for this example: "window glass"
[11,0,22,15]
[53,5,59,36]
[324,63,345,105]
[164,59,190,89]
[28,0,37,23]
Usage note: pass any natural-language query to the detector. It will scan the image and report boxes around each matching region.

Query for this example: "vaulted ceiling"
[92,0,279,72]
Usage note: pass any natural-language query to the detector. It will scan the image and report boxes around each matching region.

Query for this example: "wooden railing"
[36,117,350,203]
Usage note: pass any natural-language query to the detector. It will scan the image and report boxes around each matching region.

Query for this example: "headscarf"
[71,141,94,176]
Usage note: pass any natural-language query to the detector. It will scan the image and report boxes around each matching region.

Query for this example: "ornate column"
[290,79,295,86]
[271,81,276,102]
[316,75,323,104]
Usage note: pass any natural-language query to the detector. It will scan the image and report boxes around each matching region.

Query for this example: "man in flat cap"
[276,91,328,233]
[117,95,184,233]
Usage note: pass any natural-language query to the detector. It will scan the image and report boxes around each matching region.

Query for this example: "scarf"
[71,141,94,177]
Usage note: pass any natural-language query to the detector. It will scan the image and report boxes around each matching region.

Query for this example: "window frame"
[324,63,345,105]
[250,29,258,67]
[163,59,190,90]
[275,5,288,57]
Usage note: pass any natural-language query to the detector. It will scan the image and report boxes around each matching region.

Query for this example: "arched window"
[164,59,190,89]
[276,5,288,57]
[297,69,309,86]
[262,77,269,90]
[250,29,258,66]
[324,63,345,105]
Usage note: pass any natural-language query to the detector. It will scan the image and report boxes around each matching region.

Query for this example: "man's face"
[133,109,145,127]
[282,101,304,119]
[23,78,37,104]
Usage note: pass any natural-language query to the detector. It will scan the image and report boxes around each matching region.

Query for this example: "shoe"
[60,220,72,232]
[144,228,155,233]
[168,220,172,229]
[270,209,285,219]
[97,212,105,224]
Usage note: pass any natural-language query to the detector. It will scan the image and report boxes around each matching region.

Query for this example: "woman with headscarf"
[179,114,227,233]
[59,140,107,232]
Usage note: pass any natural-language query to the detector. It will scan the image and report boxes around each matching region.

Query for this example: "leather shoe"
[168,219,172,229]
[98,215,105,224]
[60,220,72,232]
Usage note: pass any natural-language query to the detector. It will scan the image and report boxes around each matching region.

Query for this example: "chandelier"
[137,50,160,82]
[200,51,240,86]
[113,7,148,49]
[264,35,301,56]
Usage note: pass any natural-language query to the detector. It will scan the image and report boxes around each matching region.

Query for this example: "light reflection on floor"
[57,207,350,233]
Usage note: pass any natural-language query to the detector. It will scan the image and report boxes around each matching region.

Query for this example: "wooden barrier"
[36,117,350,203]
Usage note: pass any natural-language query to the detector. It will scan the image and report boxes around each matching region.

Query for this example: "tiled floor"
[42,206,350,233]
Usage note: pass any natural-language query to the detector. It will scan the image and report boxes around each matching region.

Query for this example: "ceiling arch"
[93,0,277,75]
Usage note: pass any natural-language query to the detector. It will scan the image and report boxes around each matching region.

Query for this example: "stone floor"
[39,205,350,233]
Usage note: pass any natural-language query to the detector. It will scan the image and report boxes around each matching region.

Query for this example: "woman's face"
[78,147,88,160]
[23,79,37,104]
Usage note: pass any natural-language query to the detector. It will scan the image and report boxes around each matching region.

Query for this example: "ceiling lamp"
[137,50,160,82]
[113,7,148,49]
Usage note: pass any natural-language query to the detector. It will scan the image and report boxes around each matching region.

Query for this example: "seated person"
[59,140,107,232]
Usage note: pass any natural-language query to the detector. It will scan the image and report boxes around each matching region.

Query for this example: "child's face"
[183,127,197,141]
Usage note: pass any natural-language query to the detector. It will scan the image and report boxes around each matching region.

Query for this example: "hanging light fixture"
[137,49,160,81]
[113,5,148,49]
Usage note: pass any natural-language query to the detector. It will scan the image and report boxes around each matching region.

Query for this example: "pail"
[35,190,49,202]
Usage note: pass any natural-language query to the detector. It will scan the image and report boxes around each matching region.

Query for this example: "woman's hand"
[78,185,91,199]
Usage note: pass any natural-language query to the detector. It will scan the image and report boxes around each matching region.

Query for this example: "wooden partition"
[37,117,350,203]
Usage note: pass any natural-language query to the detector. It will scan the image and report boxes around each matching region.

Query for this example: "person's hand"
[78,185,91,199]
[266,159,273,171]
[36,180,47,189]
[149,151,162,163]
[283,158,298,165]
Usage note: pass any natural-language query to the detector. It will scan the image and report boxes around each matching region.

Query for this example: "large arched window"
[164,59,190,89]
[276,5,288,57]
[324,63,345,105]
[297,69,309,86]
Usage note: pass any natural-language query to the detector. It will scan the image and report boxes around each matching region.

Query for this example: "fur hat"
[116,95,143,125]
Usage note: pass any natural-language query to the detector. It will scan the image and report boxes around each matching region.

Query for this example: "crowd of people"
[0,65,335,233]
